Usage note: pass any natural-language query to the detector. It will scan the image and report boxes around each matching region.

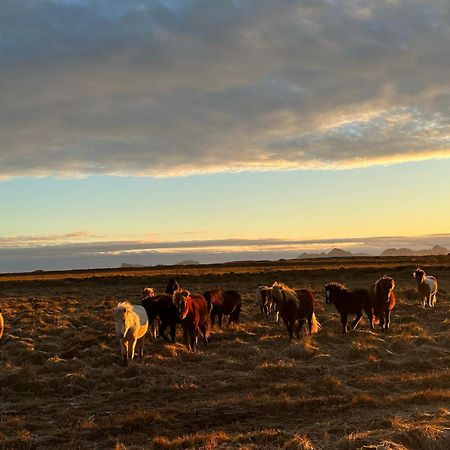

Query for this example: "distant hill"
[176,259,200,265]
[380,245,449,257]
[297,248,369,259]
[120,263,145,268]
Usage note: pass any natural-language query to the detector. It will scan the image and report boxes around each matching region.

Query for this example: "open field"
[1,256,450,449]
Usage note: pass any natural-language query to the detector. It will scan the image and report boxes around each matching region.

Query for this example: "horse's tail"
[0,313,3,339]
[310,312,321,334]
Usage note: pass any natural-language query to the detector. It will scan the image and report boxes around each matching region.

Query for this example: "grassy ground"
[0,256,449,449]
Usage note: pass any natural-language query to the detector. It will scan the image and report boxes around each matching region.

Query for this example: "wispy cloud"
[0,0,448,178]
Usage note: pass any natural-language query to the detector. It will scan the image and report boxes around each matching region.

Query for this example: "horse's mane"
[324,281,348,291]
[272,282,299,303]
[375,275,395,290]
[116,301,134,312]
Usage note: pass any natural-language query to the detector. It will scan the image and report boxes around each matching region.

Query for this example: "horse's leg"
[428,294,433,308]
[218,313,223,329]
[200,324,208,346]
[287,320,294,341]
[367,312,374,329]
[191,326,198,351]
[351,313,363,330]
[159,320,169,341]
[297,319,305,338]
[170,323,176,343]
[120,338,128,364]
[130,338,137,361]
[137,336,145,358]
[385,309,392,330]
[182,324,189,349]
[340,313,349,333]
[379,311,385,330]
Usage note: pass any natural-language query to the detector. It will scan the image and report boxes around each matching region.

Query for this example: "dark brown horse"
[371,276,396,331]
[324,282,375,332]
[142,294,179,343]
[271,282,321,341]
[203,289,241,328]
[165,278,180,295]
[173,290,211,351]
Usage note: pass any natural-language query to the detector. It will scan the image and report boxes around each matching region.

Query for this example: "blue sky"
[0,1,449,271]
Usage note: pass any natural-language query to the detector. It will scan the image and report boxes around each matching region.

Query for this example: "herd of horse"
[112,268,439,364]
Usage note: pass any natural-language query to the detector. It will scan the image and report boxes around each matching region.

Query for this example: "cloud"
[0,0,449,178]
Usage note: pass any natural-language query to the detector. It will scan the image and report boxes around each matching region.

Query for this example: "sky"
[0,0,449,272]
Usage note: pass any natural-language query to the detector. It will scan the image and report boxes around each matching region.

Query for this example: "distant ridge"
[176,259,200,265]
[120,263,145,268]
[380,245,449,257]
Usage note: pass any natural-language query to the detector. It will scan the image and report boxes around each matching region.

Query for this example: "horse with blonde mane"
[113,302,149,364]
[371,276,396,331]
[271,282,321,341]
[413,268,438,307]
[0,313,3,339]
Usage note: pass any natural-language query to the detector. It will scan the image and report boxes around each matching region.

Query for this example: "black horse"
[203,289,241,328]
[165,279,180,295]
[324,282,375,333]
[142,294,179,343]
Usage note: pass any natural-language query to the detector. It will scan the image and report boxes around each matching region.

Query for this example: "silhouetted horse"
[173,290,210,351]
[271,282,321,341]
[371,275,396,331]
[203,289,241,328]
[324,282,375,332]
[165,279,180,295]
[142,294,179,343]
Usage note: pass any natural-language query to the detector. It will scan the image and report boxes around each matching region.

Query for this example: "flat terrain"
[1,256,449,449]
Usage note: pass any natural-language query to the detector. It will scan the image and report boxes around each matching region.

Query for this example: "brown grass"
[0,255,449,449]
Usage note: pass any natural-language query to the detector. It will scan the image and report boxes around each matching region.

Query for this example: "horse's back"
[426,276,438,292]
[190,295,210,324]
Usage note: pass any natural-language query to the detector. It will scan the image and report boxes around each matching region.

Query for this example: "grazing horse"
[324,282,375,332]
[203,289,242,328]
[165,279,180,295]
[142,293,179,343]
[173,290,210,351]
[113,302,149,364]
[371,276,396,331]
[256,286,279,321]
[271,282,321,341]
[0,313,3,339]
[413,268,438,307]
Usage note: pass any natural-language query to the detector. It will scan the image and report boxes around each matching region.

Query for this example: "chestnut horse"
[324,282,375,332]
[173,290,211,351]
[371,276,396,330]
[203,289,241,328]
[142,293,179,343]
[271,282,321,341]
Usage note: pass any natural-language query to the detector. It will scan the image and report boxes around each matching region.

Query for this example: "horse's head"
[142,287,155,299]
[413,268,425,284]
[113,302,133,338]
[324,283,333,305]
[173,289,190,319]
[166,278,180,295]
[376,276,395,302]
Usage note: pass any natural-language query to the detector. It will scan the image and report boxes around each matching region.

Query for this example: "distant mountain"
[297,248,369,259]
[176,259,200,265]
[380,245,449,257]
[120,262,145,268]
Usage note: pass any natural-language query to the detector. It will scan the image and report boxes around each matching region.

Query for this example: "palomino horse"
[324,282,375,332]
[173,290,210,351]
[256,286,278,321]
[142,293,179,343]
[271,282,321,341]
[113,302,149,364]
[203,289,241,328]
[413,268,438,307]
[371,276,396,331]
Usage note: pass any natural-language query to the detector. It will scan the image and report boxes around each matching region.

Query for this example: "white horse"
[413,268,438,307]
[113,302,148,364]
[0,313,3,339]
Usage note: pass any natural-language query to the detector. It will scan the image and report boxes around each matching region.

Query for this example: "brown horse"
[324,282,375,332]
[173,290,211,351]
[203,289,241,328]
[371,275,396,331]
[142,293,179,343]
[271,282,321,341]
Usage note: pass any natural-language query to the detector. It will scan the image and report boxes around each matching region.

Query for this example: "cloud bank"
[0,0,449,178]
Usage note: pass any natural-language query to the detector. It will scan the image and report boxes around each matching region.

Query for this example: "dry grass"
[0,256,449,449]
